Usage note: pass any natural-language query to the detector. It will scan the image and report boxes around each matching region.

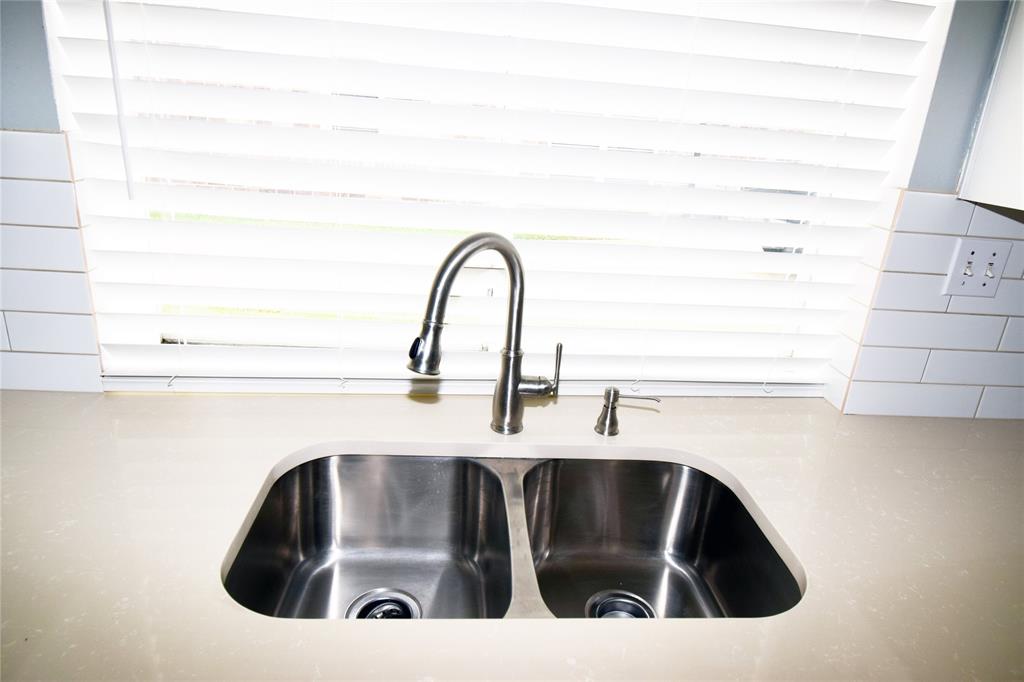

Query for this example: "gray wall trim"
[1,0,60,132]
[909,0,1012,193]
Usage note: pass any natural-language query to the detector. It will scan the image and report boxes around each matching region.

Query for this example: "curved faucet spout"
[407,232,559,434]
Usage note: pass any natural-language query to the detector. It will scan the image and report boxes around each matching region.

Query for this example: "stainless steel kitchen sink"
[223,455,513,618]
[523,459,802,618]
[223,445,803,620]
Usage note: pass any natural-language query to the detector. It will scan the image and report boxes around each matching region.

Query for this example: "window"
[43,0,953,393]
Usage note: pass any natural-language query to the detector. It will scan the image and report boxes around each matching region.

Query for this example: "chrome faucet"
[407,232,561,434]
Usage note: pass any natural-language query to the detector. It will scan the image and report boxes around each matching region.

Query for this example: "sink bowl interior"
[523,459,802,618]
[224,455,512,619]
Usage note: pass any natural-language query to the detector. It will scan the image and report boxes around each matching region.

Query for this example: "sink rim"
[221,440,807,617]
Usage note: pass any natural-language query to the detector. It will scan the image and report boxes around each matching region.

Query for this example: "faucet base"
[490,422,524,435]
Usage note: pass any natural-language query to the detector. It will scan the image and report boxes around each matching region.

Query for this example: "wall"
[0,0,60,132]
[0,1,101,392]
[959,1,1023,210]
[908,0,1011,194]
[841,191,1024,418]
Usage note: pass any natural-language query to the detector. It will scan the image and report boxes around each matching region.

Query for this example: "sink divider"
[488,459,555,619]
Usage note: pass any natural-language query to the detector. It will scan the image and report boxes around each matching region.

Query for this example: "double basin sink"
[222,446,803,620]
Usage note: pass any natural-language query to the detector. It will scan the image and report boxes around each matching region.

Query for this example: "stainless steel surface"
[523,459,803,618]
[224,453,801,620]
[594,386,663,436]
[224,455,513,619]
[406,232,561,434]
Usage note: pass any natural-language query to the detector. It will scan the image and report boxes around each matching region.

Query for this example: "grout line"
[0,175,73,184]
[1,222,80,231]
[1,312,10,351]
[872,306,1012,317]
[860,344,1023,354]
[1,310,94,317]
[0,349,99,357]
[919,350,931,382]
[0,128,64,135]
[1,266,88,274]
[872,308,1021,319]
[849,378,994,388]
[997,317,1010,350]
[893,227,1022,239]
[974,386,986,418]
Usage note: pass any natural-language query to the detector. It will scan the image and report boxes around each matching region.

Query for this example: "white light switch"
[942,237,1012,297]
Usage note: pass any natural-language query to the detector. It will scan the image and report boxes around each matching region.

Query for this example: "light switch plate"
[942,237,1011,297]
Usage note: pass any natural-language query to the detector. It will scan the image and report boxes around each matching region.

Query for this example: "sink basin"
[223,455,512,618]
[223,446,803,619]
[523,459,802,618]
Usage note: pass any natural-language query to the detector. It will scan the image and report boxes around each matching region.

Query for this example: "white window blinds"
[44,0,952,392]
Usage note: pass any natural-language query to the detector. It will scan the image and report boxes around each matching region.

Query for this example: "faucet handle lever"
[551,342,562,396]
[517,342,563,397]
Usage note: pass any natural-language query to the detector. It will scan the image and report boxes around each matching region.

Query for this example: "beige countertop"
[1,390,1021,680]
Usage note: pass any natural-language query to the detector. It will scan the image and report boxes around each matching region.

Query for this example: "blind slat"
[100,343,829,383]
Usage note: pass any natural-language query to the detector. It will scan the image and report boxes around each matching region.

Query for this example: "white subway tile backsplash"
[873,272,948,312]
[976,387,1024,419]
[947,279,1024,316]
[0,270,93,313]
[894,191,974,235]
[830,335,860,376]
[838,301,871,343]
[884,233,956,273]
[862,310,1005,350]
[1003,241,1024,278]
[923,350,1024,387]
[823,365,849,410]
[860,227,891,269]
[0,179,78,227]
[0,351,102,392]
[4,312,97,354]
[1,225,85,271]
[967,205,1024,240]
[846,192,1024,418]
[844,381,981,417]
[0,313,9,351]
[999,317,1024,352]
[853,347,929,382]
[0,131,71,181]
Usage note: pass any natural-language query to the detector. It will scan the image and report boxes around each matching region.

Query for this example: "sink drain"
[346,588,422,619]
[585,590,656,619]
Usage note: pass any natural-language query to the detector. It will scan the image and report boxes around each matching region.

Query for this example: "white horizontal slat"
[58,1,928,73]
[55,5,916,108]
[70,117,888,197]
[92,294,841,336]
[95,313,837,359]
[99,342,829,384]
[83,248,858,295]
[80,213,872,260]
[80,218,861,280]
[106,1,932,43]
[559,1,935,41]
[74,111,894,175]
[72,155,874,227]
[62,69,903,142]
[93,276,851,319]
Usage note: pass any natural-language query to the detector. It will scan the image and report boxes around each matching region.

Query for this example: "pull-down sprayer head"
[407,321,443,376]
